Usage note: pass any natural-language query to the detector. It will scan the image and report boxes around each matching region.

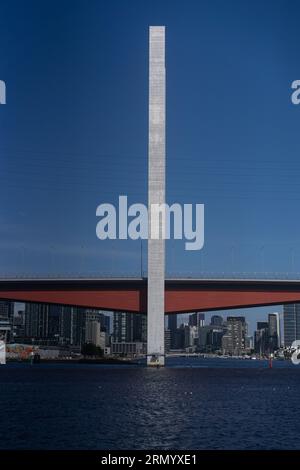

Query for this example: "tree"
[81,343,103,357]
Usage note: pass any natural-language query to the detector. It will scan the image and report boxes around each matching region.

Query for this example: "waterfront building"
[48,305,60,341]
[174,324,185,350]
[113,312,146,343]
[206,328,224,352]
[222,316,247,355]
[268,312,280,350]
[0,301,14,322]
[85,320,101,347]
[254,327,268,356]
[13,309,25,339]
[164,329,171,353]
[284,304,300,347]
[25,303,49,340]
[167,314,177,349]
[59,306,73,345]
[98,313,111,333]
[0,301,14,342]
[111,342,146,357]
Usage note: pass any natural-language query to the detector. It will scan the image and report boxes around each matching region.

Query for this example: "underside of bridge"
[1,278,300,313]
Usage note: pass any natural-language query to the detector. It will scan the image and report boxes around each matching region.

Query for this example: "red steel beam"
[165,288,300,313]
[1,278,300,313]
[0,279,147,313]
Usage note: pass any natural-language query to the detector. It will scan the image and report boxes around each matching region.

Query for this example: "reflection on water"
[0,357,299,450]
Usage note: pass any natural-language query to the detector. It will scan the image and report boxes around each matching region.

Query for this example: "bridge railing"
[0,271,300,280]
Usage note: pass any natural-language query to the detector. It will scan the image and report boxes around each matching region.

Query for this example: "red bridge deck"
[1,278,300,313]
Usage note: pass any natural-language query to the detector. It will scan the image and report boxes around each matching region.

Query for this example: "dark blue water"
[0,357,300,450]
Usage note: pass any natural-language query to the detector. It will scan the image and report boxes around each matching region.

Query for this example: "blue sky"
[1,0,300,332]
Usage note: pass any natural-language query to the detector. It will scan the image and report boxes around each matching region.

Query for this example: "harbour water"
[0,357,299,450]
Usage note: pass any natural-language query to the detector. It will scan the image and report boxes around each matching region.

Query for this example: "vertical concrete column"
[147,26,166,367]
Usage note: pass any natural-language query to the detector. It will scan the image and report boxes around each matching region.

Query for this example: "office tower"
[60,307,87,346]
[0,301,14,322]
[71,307,86,347]
[184,325,192,349]
[112,312,127,342]
[257,321,269,331]
[189,312,205,328]
[188,325,198,350]
[211,315,223,326]
[113,312,146,343]
[164,329,171,353]
[284,304,300,347]
[245,336,253,351]
[48,305,60,341]
[198,325,222,352]
[222,316,247,356]
[25,303,49,339]
[105,315,111,334]
[0,301,14,343]
[83,310,105,344]
[254,321,269,356]
[268,312,280,351]
[13,309,25,339]
[198,325,210,351]
[59,306,73,345]
[133,313,147,343]
[254,329,267,355]
[167,314,177,349]
[174,324,185,350]
[98,313,111,333]
[206,328,224,352]
[180,324,199,350]
[85,320,101,347]
[84,310,103,325]
[147,26,166,366]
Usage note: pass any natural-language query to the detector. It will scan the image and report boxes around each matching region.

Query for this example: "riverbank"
[6,357,141,365]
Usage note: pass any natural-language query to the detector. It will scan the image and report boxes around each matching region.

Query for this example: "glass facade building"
[283,304,300,347]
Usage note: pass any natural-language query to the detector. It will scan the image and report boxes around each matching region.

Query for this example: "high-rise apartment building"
[222,316,247,355]
[268,312,280,351]
[284,304,300,347]
[113,312,146,343]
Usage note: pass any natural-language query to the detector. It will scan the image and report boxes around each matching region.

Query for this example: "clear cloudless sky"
[1,0,300,332]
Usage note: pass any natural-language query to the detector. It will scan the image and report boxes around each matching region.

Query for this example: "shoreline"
[5,357,141,365]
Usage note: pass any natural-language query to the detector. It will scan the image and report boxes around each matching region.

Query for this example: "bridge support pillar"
[147,26,166,367]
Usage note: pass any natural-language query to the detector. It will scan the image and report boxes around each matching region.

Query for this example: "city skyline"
[8,301,283,336]
[1,299,284,350]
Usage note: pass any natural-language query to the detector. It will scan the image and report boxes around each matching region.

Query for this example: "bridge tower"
[147,26,166,366]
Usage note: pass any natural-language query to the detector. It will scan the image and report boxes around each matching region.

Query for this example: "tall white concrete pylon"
[147,26,166,367]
